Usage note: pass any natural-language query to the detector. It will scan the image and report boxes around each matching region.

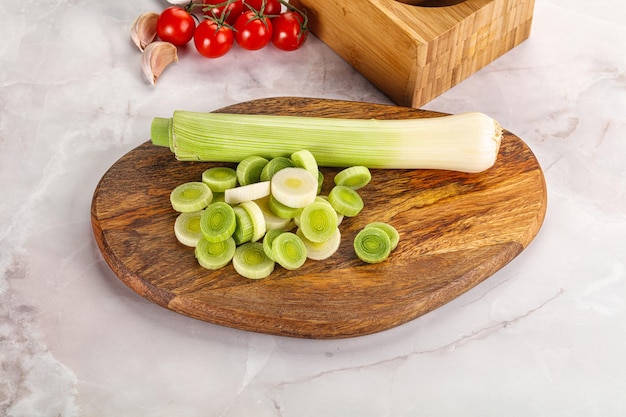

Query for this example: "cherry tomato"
[244,0,282,15]
[234,11,273,51]
[194,20,234,58]
[156,7,196,46]
[203,0,244,26]
[271,11,308,51]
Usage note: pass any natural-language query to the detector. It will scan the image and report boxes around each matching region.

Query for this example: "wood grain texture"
[91,97,547,339]
[290,0,535,107]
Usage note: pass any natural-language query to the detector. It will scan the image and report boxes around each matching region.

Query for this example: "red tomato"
[194,20,234,58]
[271,11,308,51]
[244,0,282,15]
[156,7,196,46]
[202,0,244,26]
[234,11,273,51]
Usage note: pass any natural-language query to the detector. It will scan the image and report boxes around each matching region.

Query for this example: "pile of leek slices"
[169,150,399,279]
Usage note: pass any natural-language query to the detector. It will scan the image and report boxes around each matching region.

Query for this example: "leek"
[202,167,238,192]
[170,181,212,212]
[334,166,371,189]
[263,229,284,260]
[299,201,339,243]
[365,222,400,251]
[200,202,236,243]
[151,111,502,172]
[233,242,275,279]
[224,181,270,204]
[354,227,392,264]
[174,210,205,247]
[237,155,268,186]
[232,205,254,245]
[271,232,307,270]
[270,167,318,208]
[296,227,341,261]
[260,157,293,181]
[290,149,318,178]
[328,185,364,217]
[195,237,236,270]
[239,201,266,242]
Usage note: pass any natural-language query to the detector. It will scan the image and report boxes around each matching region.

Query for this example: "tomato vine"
[140,0,309,58]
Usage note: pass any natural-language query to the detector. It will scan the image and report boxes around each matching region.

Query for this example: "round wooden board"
[91,97,547,339]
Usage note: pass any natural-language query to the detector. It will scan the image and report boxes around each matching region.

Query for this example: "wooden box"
[290,0,535,108]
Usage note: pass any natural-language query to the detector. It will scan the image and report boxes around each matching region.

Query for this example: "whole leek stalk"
[150,111,502,173]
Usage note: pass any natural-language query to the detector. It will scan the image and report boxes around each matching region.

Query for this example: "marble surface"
[1,0,625,415]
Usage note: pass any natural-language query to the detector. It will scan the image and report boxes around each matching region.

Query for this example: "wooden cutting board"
[91,97,547,339]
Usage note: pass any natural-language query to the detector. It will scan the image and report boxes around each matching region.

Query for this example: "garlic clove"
[131,12,160,51]
[142,41,178,85]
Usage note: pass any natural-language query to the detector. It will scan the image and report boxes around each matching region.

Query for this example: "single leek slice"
[202,167,238,192]
[334,166,371,190]
[260,156,293,182]
[232,205,254,245]
[271,232,307,270]
[224,181,270,204]
[262,229,283,260]
[296,227,341,261]
[170,182,212,212]
[270,167,318,208]
[200,202,236,243]
[255,196,293,231]
[328,185,364,217]
[237,155,268,186]
[195,237,236,270]
[240,200,266,242]
[354,227,391,264]
[365,222,399,251]
[268,195,302,219]
[290,149,318,178]
[233,242,275,279]
[151,111,503,173]
[299,201,339,243]
[174,210,205,247]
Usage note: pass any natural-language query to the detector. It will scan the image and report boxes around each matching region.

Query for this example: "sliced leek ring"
[328,185,364,217]
[174,210,205,247]
[354,227,391,264]
[299,201,339,243]
[170,181,212,212]
[233,242,275,279]
[270,167,318,209]
[200,202,236,243]
[202,167,238,192]
[195,237,236,270]
[271,232,307,270]
[224,181,270,204]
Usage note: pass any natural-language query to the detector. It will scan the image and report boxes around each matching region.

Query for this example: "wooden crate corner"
[291,0,535,107]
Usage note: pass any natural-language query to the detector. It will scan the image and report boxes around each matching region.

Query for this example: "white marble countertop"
[1,0,625,415]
